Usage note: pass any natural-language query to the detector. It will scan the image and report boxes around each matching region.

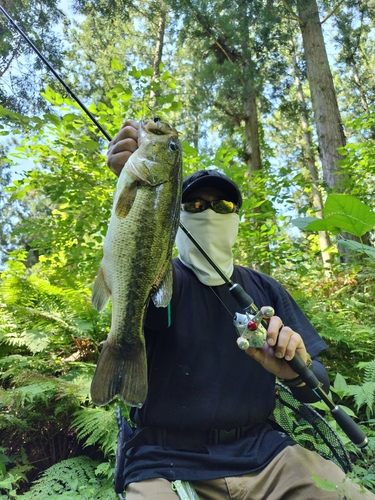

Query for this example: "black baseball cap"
[182,169,242,207]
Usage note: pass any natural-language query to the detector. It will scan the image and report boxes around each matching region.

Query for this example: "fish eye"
[169,141,179,152]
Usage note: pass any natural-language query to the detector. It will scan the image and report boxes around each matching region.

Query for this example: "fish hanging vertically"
[90,118,182,407]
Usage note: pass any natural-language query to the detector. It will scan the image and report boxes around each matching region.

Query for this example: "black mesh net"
[270,382,352,473]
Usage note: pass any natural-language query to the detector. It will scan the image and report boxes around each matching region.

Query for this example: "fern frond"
[3,329,50,353]
[12,381,57,407]
[364,360,375,383]
[18,456,115,500]
[1,271,100,337]
[0,407,33,433]
[71,406,118,458]
[21,306,84,335]
[348,382,375,415]
[57,370,93,404]
[1,371,61,409]
[0,354,51,381]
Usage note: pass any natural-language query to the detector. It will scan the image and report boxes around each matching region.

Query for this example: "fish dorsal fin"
[151,260,173,308]
[115,182,137,218]
[92,265,111,312]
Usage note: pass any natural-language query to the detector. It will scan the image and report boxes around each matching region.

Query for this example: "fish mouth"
[138,117,177,146]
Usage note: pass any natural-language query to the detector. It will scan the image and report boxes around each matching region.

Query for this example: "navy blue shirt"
[122,259,327,487]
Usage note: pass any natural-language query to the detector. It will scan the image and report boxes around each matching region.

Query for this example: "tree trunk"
[152,3,167,80]
[150,1,168,105]
[239,6,270,274]
[295,0,348,192]
[292,0,366,260]
[243,89,262,172]
[290,40,332,270]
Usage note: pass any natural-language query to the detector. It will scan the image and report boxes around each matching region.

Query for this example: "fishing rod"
[2,5,368,449]
[0,5,112,142]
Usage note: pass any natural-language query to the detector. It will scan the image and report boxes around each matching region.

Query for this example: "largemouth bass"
[90,118,182,407]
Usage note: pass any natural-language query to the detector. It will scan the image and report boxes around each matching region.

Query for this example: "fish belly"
[90,182,177,407]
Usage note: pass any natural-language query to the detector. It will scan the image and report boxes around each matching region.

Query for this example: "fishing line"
[1,5,368,449]
[208,286,234,318]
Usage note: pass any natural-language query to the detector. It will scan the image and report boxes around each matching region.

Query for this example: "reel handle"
[286,353,320,390]
[287,352,368,448]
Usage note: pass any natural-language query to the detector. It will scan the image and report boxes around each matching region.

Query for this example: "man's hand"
[245,315,309,381]
[107,119,139,176]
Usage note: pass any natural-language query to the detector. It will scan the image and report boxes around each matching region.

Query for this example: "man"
[107,119,374,499]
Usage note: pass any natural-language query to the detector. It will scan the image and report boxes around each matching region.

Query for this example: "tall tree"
[278,0,372,259]
[283,0,349,192]
[290,37,332,269]
[177,0,282,172]
[333,1,375,137]
[173,0,290,272]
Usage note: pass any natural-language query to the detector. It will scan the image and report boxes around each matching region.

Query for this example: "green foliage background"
[1,0,375,497]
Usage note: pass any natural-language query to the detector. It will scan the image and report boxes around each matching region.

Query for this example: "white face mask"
[176,210,239,285]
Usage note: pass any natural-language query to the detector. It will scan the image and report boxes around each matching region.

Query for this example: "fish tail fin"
[90,341,148,407]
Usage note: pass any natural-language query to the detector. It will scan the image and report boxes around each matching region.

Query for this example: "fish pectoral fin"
[90,340,148,407]
[151,260,173,308]
[92,265,111,312]
[115,181,137,218]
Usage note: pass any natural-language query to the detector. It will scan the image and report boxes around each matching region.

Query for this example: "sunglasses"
[181,199,239,214]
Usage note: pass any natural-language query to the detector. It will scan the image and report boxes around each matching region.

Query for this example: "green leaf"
[86,140,99,150]
[338,240,375,258]
[323,194,375,237]
[110,59,124,71]
[182,143,198,155]
[87,103,98,113]
[167,101,182,111]
[311,473,338,492]
[333,373,348,394]
[109,84,125,93]
[62,113,81,123]
[141,67,154,77]
[161,70,172,80]
[120,90,132,101]
[44,114,61,127]
[291,217,322,230]
[41,86,64,105]
[130,67,141,79]
[291,195,375,237]
[304,219,335,232]
[0,462,6,478]
[159,94,175,104]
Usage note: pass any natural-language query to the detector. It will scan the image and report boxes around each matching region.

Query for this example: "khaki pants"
[125,445,375,500]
